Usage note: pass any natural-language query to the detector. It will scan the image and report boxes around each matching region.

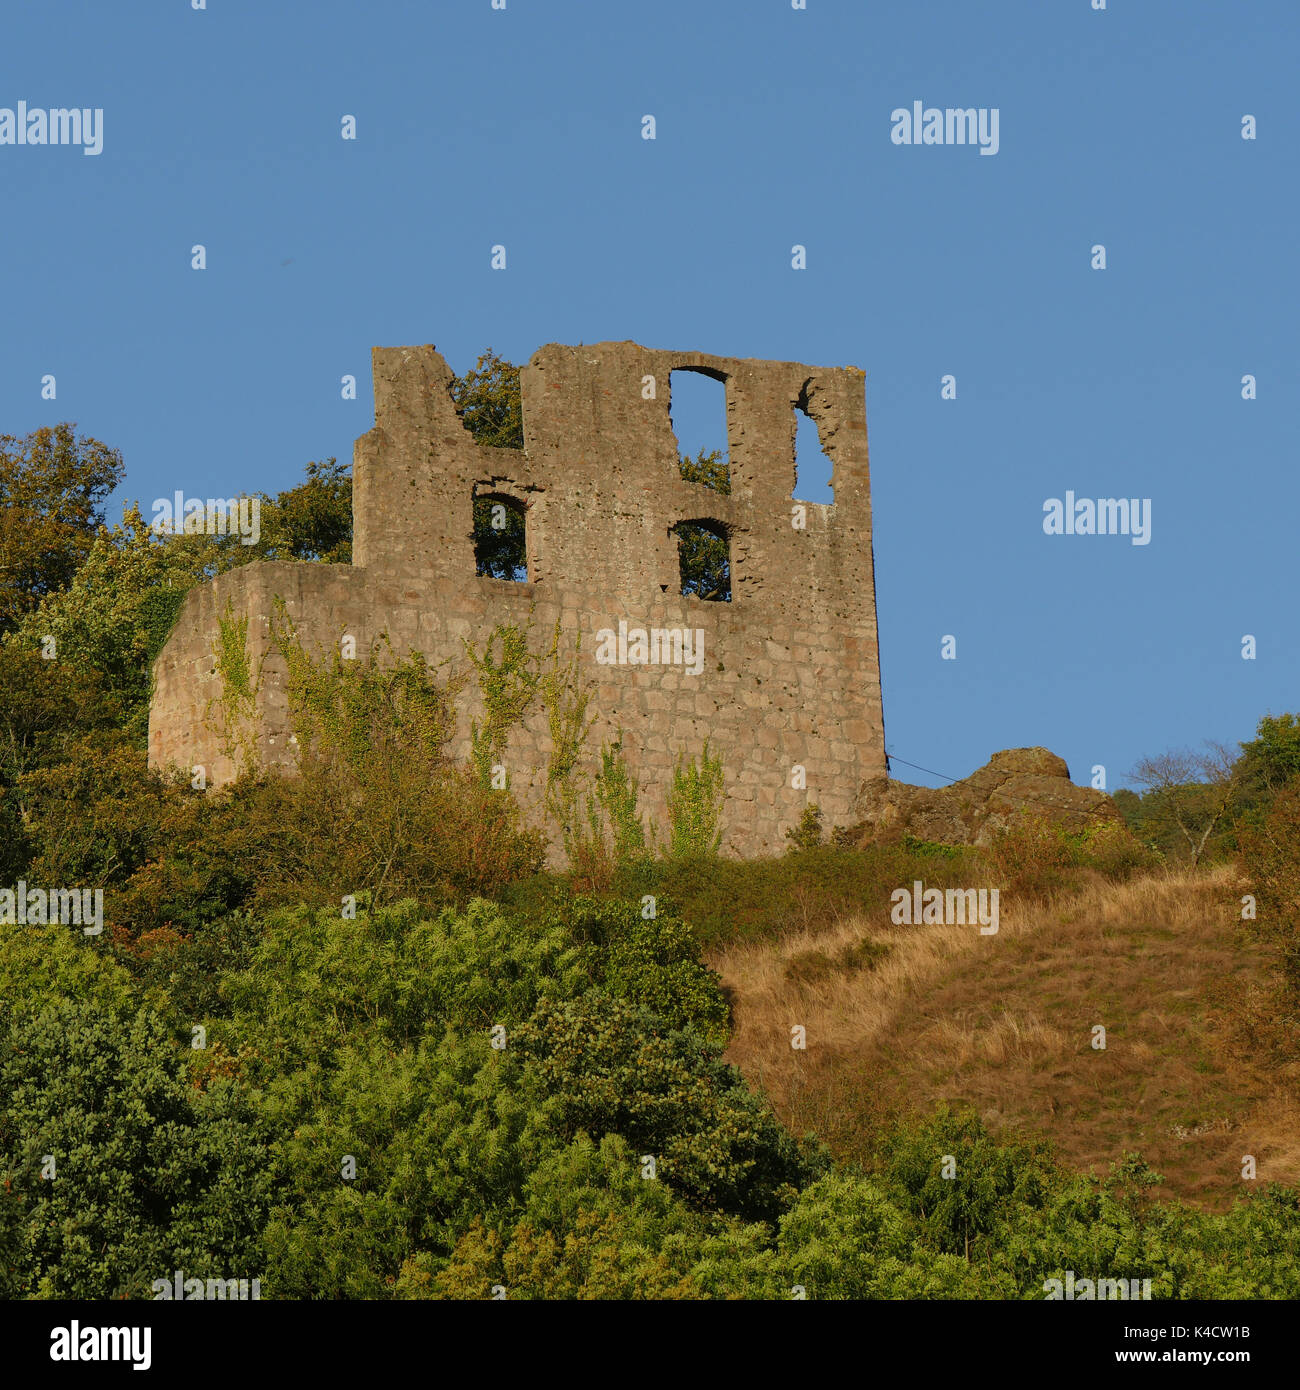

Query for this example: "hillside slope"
[710,868,1300,1207]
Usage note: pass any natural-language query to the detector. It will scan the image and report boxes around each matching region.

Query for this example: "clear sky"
[2,0,1296,791]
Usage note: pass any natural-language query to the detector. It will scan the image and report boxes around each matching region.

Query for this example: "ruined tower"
[148,340,886,857]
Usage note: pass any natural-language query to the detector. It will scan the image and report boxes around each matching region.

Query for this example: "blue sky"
[2,0,1296,791]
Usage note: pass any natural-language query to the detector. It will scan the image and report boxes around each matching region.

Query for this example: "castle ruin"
[148,340,887,858]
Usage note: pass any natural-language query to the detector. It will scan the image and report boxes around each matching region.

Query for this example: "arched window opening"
[473,492,527,581]
[670,368,730,495]
[673,518,730,602]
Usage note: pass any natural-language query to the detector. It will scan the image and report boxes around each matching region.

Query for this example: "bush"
[1239,780,1300,999]
[982,813,1076,898]
[555,895,731,1045]
[515,992,823,1224]
[785,805,824,852]
[880,1107,1054,1258]
[272,636,545,908]
[419,1135,718,1300]
[982,811,1159,899]
[203,895,808,1295]
[18,637,548,942]
[0,927,269,1298]
[19,731,172,891]
[251,1033,560,1298]
[775,1170,987,1299]
[611,841,984,949]
[1071,818,1163,880]
[222,898,588,1063]
[213,898,587,1297]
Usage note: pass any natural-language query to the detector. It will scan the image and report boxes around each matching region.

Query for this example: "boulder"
[850,746,1123,848]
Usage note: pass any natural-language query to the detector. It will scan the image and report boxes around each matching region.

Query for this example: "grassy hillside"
[712,866,1300,1209]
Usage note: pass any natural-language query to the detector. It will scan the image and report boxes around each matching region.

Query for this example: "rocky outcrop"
[850,747,1122,848]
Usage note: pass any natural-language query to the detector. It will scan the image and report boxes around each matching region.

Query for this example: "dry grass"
[710,866,1300,1207]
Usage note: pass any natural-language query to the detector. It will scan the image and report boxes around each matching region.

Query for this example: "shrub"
[515,992,823,1224]
[984,812,1164,901]
[617,841,984,949]
[427,1213,708,1300]
[222,898,588,1063]
[775,1171,988,1299]
[265,627,545,908]
[19,732,173,891]
[0,928,269,1299]
[251,1033,559,1298]
[422,1135,716,1300]
[785,804,825,852]
[1239,780,1300,999]
[558,895,731,1045]
[561,740,647,894]
[982,812,1075,898]
[880,1107,1054,1259]
[1071,818,1163,880]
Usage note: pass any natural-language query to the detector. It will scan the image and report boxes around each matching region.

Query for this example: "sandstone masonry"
[148,340,887,859]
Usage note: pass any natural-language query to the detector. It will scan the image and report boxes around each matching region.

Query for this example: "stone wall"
[148,339,887,860]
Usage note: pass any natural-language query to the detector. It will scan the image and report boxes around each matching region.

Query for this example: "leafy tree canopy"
[0,424,123,637]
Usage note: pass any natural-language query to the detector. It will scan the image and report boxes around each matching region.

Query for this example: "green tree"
[0,648,124,877]
[449,349,524,450]
[449,351,529,578]
[1230,712,1300,841]
[0,424,124,637]
[881,1107,1053,1261]
[18,731,171,891]
[552,894,730,1045]
[247,457,352,564]
[1124,745,1237,865]
[11,505,201,741]
[472,495,527,580]
[0,929,269,1299]
[516,991,818,1223]
[774,1170,984,1299]
[10,459,355,743]
[675,448,732,600]
[678,446,730,495]
[673,521,730,602]
[1239,779,1300,999]
[1238,713,1300,793]
[421,1135,724,1300]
